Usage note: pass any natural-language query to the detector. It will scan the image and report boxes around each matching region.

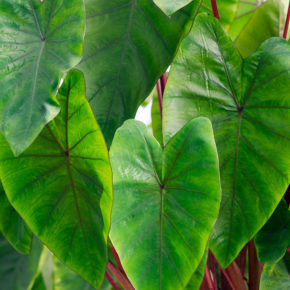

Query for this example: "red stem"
[202,264,215,290]
[105,270,120,290]
[156,79,163,121]
[160,73,167,94]
[209,252,218,290]
[107,261,134,290]
[110,246,126,275]
[211,0,220,20]
[283,0,290,39]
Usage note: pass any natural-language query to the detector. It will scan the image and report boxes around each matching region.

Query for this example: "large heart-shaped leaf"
[0,234,42,290]
[0,180,32,254]
[163,14,290,267]
[0,0,85,155]
[255,199,290,266]
[235,0,290,58]
[77,0,201,146]
[153,0,194,15]
[110,118,220,289]
[0,70,113,288]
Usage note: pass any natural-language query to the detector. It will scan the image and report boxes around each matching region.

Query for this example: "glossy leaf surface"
[77,0,201,146]
[0,234,42,290]
[235,0,290,58]
[0,0,85,155]
[110,118,220,289]
[163,14,290,267]
[0,70,113,288]
[0,180,32,254]
[255,199,290,265]
[153,0,193,15]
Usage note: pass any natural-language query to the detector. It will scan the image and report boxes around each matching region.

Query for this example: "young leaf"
[255,199,290,266]
[235,0,290,58]
[110,118,220,289]
[77,0,201,146]
[153,0,194,16]
[163,14,290,267]
[0,70,113,288]
[0,0,85,155]
[0,234,42,290]
[0,180,32,254]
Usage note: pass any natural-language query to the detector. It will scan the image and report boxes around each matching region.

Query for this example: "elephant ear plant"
[0,0,289,289]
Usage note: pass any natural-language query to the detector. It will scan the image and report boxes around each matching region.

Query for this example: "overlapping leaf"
[255,199,290,266]
[235,0,290,58]
[0,0,85,155]
[0,234,42,290]
[110,118,220,289]
[163,14,290,267]
[0,181,32,254]
[153,0,194,15]
[0,70,113,288]
[77,0,201,146]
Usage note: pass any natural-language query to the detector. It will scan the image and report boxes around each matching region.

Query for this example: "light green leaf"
[235,0,290,58]
[0,234,42,290]
[185,249,208,289]
[0,0,85,155]
[77,0,201,146]
[255,199,290,266]
[260,256,290,290]
[0,70,113,288]
[163,14,290,267]
[153,0,194,15]
[201,0,239,27]
[0,180,32,254]
[110,118,220,289]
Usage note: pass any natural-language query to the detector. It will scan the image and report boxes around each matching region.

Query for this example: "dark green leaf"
[260,256,290,290]
[0,70,113,288]
[163,14,290,267]
[185,249,208,289]
[0,0,85,155]
[110,118,220,289]
[0,234,42,290]
[235,0,290,58]
[255,199,290,265]
[0,180,32,254]
[77,0,201,146]
[153,0,194,15]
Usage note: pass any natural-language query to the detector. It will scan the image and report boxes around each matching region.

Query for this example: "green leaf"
[77,0,201,146]
[0,180,32,254]
[0,70,113,288]
[163,14,290,267]
[0,234,42,290]
[151,87,163,146]
[201,0,239,28]
[153,0,194,15]
[255,199,290,266]
[235,0,290,58]
[110,118,220,289]
[185,249,208,289]
[260,256,290,290]
[227,0,259,40]
[53,257,96,290]
[0,0,85,155]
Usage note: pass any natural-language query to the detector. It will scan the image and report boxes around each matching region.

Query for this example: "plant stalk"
[248,240,264,290]
[200,264,215,290]
[283,0,290,39]
[105,270,120,290]
[108,261,134,290]
[209,252,218,290]
[210,0,220,20]
[110,246,126,275]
